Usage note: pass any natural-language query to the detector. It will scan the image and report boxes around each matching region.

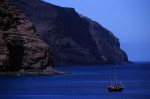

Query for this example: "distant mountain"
[0,0,59,75]
[12,0,129,65]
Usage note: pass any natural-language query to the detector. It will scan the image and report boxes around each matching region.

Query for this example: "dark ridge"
[12,0,129,65]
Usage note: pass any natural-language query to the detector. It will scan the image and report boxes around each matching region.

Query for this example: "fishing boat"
[107,75,125,92]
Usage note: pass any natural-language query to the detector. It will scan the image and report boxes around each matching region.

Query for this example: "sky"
[43,0,150,61]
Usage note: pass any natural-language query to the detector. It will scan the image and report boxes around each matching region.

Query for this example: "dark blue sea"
[0,62,150,99]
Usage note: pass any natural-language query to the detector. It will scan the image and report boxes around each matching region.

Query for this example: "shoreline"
[0,70,70,76]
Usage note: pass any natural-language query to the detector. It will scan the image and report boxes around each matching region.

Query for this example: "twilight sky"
[43,0,150,61]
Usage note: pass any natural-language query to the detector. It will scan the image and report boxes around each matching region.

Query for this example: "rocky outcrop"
[12,0,129,65]
[0,0,57,74]
[82,16,128,64]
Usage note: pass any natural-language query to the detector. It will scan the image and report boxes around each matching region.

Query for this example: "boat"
[107,75,125,92]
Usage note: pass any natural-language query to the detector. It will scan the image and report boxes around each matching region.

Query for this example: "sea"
[0,62,150,99]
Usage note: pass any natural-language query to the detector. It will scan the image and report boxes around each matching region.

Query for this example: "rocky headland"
[0,0,63,75]
[0,0,129,75]
[12,0,129,66]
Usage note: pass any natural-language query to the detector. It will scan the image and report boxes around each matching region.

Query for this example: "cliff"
[0,0,60,75]
[12,0,129,65]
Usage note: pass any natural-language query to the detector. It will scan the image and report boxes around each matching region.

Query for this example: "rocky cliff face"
[83,16,128,64]
[12,0,128,65]
[0,0,55,74]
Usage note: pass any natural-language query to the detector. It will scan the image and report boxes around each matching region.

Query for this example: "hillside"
[12,0,129,65]
[0,0,59,75]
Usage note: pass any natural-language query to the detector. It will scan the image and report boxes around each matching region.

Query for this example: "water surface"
[0,62,150,99]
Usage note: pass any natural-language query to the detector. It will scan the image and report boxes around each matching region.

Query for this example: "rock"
[12,0,129,65]
[82,16,128,64]
[0,0,55,74]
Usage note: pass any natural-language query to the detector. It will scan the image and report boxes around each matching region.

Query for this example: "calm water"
[0,62,150,99]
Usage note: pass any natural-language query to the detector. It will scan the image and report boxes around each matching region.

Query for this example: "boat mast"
[115,74,117,84]
[109,75,112,85]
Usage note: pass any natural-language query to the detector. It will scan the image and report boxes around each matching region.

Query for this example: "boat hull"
[108,86,124,92]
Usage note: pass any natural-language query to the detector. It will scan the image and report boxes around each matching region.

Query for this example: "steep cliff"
[12,0,129,65]
[83,16,128,64]
[0,0,58,75]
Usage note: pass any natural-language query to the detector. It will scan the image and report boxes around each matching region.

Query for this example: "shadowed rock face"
[0,0,54,72]
[83,16,128,64]
[12,0,129,65]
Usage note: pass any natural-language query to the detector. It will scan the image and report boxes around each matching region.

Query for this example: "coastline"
[0,69,70,76]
